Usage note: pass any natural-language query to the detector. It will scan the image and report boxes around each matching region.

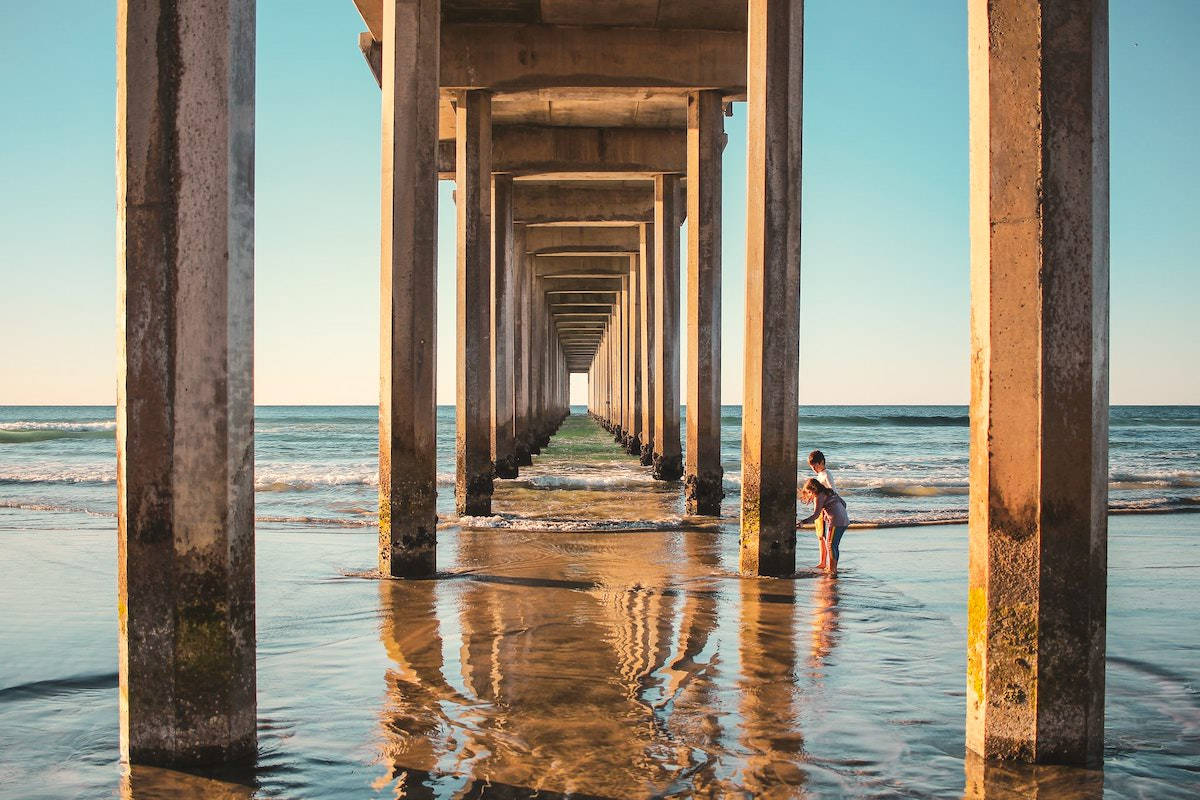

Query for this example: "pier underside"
[114,0,1111,774]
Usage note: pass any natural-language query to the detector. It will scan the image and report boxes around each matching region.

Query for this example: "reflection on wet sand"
[374,525,817,798]
[738,577,808,798]
[963,751,1104,800]
[808,575,840,674]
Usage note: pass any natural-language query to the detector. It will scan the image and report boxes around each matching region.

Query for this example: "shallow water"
[1,414,1197,798]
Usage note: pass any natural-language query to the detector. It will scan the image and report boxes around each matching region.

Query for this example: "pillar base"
[685,471,725,516]
[612,426,625,444]
[455,474,493,516]
[514,444,533,466]
[639,443,654,466]
[494,455,519,480]
[652,452,684,481]
[624,434,642,457]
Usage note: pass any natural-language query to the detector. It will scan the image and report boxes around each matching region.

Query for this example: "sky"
[0,1,1196,406]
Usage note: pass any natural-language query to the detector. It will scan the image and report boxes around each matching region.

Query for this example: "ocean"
[1,406,1198,798]
[2,405,1197,531]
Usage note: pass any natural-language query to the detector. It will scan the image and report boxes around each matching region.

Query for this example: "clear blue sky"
[1,1,1196,405]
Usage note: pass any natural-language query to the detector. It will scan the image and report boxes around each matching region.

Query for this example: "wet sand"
[1,423,1198,797]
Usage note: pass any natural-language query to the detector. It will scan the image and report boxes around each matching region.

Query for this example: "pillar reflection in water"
[738,577,807,797]
[963,751,1103,800]
[375,578,467,798]
[120,764,255,800]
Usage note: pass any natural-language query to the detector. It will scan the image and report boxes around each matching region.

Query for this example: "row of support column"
[586,92,725,508]
[115,0,1109,772]
[450,90,571,517]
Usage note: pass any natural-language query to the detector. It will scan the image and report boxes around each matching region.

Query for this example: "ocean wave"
[0,499,116,517]
[514,473,661,491]
[456,514,687,532]
[0,466,115,484]
[0,420,116,444]
[797,413,969,428]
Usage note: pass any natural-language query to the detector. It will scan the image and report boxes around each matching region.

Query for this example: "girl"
[798,477,850,574]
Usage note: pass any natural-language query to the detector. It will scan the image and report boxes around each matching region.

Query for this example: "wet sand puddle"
[1,415,1198,798]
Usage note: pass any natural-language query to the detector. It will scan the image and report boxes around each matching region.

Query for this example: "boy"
[807,450,835,569]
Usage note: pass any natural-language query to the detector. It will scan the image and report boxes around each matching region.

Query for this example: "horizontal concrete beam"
[355,19,747,94]
[543,278,624,293]
[539,292,618,305]
[535,256,631,277]
[525,226,641,254]
[515,183,655,225]
[549,305,613,314]
[439,127,685,178]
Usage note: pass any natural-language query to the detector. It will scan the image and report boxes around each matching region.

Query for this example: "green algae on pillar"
[739,0,802,577]
[456,89,494,515]
[966,0,1109,767]
[117,0,256,765]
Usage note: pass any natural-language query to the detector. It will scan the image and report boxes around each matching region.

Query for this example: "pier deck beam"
[685,90,726,515]
[967,0,1109,766]
[117,0,256,765]
[456,89,494,515]
[378,0,440,577]
[491,174,519,479]
[740,0,802,576]
[652,174,684,481]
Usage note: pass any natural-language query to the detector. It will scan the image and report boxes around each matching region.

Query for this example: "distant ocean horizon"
[2,404,1197,532]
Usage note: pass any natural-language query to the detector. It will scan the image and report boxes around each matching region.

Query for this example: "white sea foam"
[0,420,115,431]
[456,514,687,532]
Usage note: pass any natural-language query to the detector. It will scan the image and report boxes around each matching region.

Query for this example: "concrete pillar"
[117,0,256,765]
[378,0,440,577]
[625,254,643,456]
[613,276,627,444]
[967,0,1109,766]
[491,174,518,479]
[740,0,802,576]
[639,222,656,466]
[653,174,684,481]
[455,90,493,515]
[513,229,533,466]
[685,90,726,515]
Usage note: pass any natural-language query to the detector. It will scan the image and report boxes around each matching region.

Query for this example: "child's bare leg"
[815,518,827,569]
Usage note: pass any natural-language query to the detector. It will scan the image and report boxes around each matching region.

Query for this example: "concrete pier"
[455,89,494,515]
[491,174,519,479]
[685,90,726,515]
[513,226,533,466]
[739,0,803,576]
[117,0,256,765]
[378,0,440,577]
[639,222,657,466]
[966,0,1109,766]
[652,175,684,481]
[625,254,644,456]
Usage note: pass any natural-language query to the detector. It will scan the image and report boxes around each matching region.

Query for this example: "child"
[806,450,836,569]
[798,477,850,575]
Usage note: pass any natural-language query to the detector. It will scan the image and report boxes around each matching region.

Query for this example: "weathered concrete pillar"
[491,174,518,479]
[378,0,440,577]
[653,174,684,481]
[686,90,726,515]
[625,253,643,456]
[513,230,533,466]
[740,0,802,576]
[455,90,493,515]
[117,0,256,765]
[967,0,1109,767]
[613,275,627,444]
[639,222,656,466]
